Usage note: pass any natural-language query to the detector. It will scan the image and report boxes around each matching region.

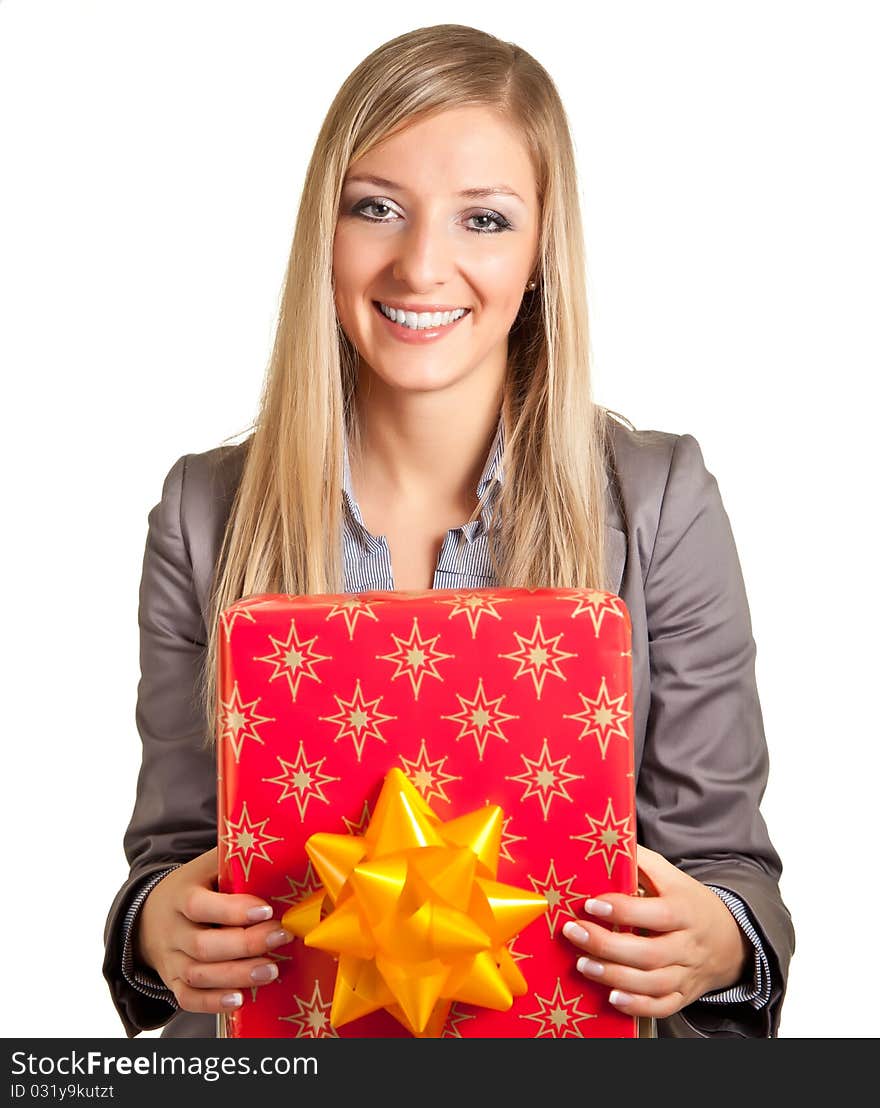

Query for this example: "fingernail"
[220,992,243,1008]
[585,898,613,917]
[609,990,633,1007]
[250,963,279,984]
[576,957,604,977]
[265,929,293,949]
[562,921,589,943]
[246,905,273,923]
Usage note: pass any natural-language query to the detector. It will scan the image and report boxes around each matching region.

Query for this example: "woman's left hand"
[561,845,751,1019]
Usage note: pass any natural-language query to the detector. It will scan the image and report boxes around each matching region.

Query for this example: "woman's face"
[333,105,540,396]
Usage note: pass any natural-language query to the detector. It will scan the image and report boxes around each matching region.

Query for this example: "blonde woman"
[103,24,794,1039]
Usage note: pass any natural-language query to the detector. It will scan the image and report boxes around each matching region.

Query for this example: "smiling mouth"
[372,301,471,331]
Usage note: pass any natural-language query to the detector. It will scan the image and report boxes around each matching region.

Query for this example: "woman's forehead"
[345,108,538,202]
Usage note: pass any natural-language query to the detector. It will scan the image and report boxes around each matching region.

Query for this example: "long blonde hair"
[200,24,620,747]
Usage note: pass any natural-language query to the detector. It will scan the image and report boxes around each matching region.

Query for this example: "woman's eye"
[353,199,397,221]
[466,211,512,234]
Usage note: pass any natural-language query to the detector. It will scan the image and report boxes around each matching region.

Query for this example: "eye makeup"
[348,196,514,234]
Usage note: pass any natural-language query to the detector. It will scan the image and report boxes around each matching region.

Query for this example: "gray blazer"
[103,418,794,1039]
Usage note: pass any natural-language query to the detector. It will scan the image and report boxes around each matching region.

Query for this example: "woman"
[103,24,794,1039]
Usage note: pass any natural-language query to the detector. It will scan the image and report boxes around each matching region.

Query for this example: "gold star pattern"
[218,681,274,764]
[253,619,332,702]
[325,596,381,640]
[222,801,283,882]
[262,740,340,820]
[438,591,511,638]
[441,676,519,761]
[272,861,324,911]
[557,589,627,638]
[527,858,591,937]
[341,798,373,836]
[278,979,340,1038]
[563,674,632,759]
[375,617,454,699]
[398,738,461,806]
[219,604,257,643]
[506,737,584,821]
[319,679,396,762]
[520,977,598,1038]
[441,1003,478,1038]
[505,936,533,964]
[498,616,578,699]
[571,796,635,879]
[496,810,528,867]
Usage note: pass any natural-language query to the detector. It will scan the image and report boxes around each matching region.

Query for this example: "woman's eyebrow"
[343,173,524,203]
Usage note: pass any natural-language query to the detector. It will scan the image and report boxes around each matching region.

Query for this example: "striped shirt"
[121,415,771,1016]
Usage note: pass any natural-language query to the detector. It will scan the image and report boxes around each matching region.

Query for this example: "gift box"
[216,587,637,1038]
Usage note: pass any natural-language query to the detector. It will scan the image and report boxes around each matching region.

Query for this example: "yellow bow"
[282,767,548,1036]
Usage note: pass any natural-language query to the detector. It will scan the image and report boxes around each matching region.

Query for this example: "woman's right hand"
[134,847,293,1014]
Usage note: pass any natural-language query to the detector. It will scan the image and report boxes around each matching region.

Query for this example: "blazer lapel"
[604,524,626,597]
[603,464,627,596]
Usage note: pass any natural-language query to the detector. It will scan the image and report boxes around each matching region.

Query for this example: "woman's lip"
[371,300,470,344]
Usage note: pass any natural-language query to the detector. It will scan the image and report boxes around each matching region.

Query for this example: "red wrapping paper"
[217,587,637,1038]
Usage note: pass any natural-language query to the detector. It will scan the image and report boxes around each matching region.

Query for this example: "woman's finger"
[192,846,219,872]
[178,920,294,964]
[179,884,277,927]
[574,953,685,999]
[605,988,689,1020]
[561,918,680,972]
[578,892,687,932]
[167,975,249,1016]
[635,845,683,894]
[180,955,282,991]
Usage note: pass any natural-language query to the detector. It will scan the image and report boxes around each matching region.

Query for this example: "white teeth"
[379,303,467,330]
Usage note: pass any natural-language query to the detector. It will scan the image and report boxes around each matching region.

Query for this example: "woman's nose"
[391,216,456,290]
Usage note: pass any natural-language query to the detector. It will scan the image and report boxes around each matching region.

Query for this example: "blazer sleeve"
[637,433,795,1038]
[102,454,219,1037]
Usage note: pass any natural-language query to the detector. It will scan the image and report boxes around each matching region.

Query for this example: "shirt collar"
[476,410,504,500]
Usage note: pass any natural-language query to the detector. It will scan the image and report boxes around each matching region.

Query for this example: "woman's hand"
[562,845,751,1019]
[134,847,294,1015]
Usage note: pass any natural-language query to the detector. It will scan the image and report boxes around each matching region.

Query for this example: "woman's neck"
[349,366,505,513]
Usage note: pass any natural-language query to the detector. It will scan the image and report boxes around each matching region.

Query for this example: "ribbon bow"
[282,767,548,1036]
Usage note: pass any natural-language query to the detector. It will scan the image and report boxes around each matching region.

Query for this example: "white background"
[1,0,877,1039]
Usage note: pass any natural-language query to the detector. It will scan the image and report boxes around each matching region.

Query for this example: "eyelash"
[351,198,513,234]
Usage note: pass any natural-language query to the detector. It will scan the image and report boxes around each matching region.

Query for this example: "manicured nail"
[562,921,589,943]
[265,929,294,949]
[246,905,273,923]
[250,963,279,984]
[585,898,613,917]
[220,992,243,1008]
[576,957,604,977]
[609,990,633,1007]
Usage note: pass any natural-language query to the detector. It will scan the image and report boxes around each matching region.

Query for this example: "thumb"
[636,844,679,897]
[189,845,220,885]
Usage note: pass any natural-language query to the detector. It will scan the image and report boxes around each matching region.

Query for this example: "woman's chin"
[360,361,468,394]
